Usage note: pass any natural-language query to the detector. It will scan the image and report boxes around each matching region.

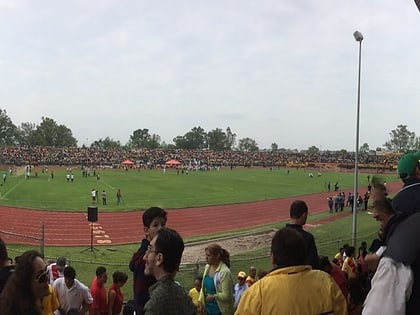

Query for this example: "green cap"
[397,152,420,178]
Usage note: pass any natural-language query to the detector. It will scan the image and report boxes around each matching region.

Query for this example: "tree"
[17,122,36,145]
[0,109,19,145]
[307,146,320,155]
[237,137,259,151]
[360,143,370,154]
[128,128,160,149]
[30,117,77,146]
[384,125,417,153]
[271,143,278,151]
[207,128,228,150]
[173,126,207,149]
[225,127,236,150]
[91,137,121,149]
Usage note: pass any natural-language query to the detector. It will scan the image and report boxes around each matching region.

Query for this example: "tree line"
[0,109,419,153]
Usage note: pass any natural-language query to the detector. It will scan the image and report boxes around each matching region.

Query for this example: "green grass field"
[0,166,397,302]
[0,167,399,211]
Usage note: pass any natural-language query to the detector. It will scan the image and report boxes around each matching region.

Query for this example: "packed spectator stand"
[0,146,400,171]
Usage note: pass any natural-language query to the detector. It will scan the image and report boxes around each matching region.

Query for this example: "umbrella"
[121,159,134,165]
[165,159,181,166]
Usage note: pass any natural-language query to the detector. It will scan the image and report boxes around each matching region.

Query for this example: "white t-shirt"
[53,278,93,315]
[363,257,413,315]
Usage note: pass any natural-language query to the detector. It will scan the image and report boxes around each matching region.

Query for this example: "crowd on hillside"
[0,145,400,169]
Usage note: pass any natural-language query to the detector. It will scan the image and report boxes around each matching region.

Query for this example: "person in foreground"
[362,186,418,315]
[0,250,50,315]
[234,227,347,315]
[143,227,196,315]
[286,199,320,269]
[129,206,167,314]
[198,244,234,315]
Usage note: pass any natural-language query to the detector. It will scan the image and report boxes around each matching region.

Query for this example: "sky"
[1,1,420,151]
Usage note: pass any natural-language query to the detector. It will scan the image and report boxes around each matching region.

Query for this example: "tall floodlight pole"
[352,30,363,247]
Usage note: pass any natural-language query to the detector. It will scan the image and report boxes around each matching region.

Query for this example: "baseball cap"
[397,152,420,179]
[237,271,247,279]
[56,256,67,268]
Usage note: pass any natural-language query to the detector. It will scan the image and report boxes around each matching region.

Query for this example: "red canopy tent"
[165,159,181,166]
[121,159,134,165]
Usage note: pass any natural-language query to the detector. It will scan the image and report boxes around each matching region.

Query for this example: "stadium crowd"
[1,145,400,169]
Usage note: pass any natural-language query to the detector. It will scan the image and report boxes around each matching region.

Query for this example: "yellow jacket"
[42,284,60,315]
[235,265,347,315]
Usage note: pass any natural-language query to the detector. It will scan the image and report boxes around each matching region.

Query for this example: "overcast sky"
[1,1,420,150]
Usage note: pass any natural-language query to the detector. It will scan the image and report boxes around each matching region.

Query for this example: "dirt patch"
[181,229,277,265]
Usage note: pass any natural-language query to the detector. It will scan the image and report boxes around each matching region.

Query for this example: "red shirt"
[109,283,124,315]
[89,277,107,315]
[330,263,348,298]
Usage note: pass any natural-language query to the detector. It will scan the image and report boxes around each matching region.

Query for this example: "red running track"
[0,182,402,246]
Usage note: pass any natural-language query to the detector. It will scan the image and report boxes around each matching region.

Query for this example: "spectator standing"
[47,256,67,284]
[89,266,108,315]
[53,266,93,315]
[341,246,359,279]
[41,284,60,315]
[235,228,347,314]
[198,244,234,315]
[392,151,420,215]
[286,200,320,269]
[143,228,196,315]
[129,207,167,314]
[102,190,107,206]
[188,276,202,311]
[116,189,122,205]
[327,197,334,213]
[91,189,97,204]
[363,192,370,211]
[319,255,348,299]
[363,181,419,315]
[245,266,256,287]
[108,271,128,315]
[234,271,248,310]
[0,250,50,315]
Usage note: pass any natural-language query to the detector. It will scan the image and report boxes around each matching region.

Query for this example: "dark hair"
[318,255,331,269]
[142,207,167,227]
[271,227,307,268]
[345,246,355,257]
[205,244,231,268]
[347,277,366,307]
[257,269,268,279]
[96,266,106,277]
[154,228,184,274]
[290,200,308,219]
[112,271,128,284]
[0,250,43,315]
[0,238,8,263]
[122,300,136,315]
[67,308,80,315]
[64,266,76,279]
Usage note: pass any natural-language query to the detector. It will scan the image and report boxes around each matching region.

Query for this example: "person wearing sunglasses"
[0,250,50,315]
